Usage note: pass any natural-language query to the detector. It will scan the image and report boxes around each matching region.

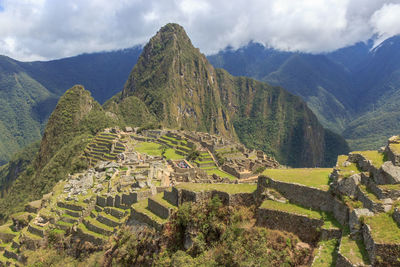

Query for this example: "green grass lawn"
[134,142,163,156]
[339,229,370,265]
[336,155,360,178]
[260,200,340,229]
[164,148,185,160]
[175,183,257,194]
[390,143,400,154]
[312,239,339,267]
[262,168,331,191]
[351,150,385,168]
[364,213,400,244]
[205,168,237,180]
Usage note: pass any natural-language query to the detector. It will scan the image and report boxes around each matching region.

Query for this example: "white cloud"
[0,0,400,61]
[370,3,400,45]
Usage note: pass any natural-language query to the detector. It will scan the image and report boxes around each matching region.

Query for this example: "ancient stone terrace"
[84,130,125,166]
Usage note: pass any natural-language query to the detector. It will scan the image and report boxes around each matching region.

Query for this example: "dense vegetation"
[23,197,312,266]
[0,48,141,166]
[0,86,115,221]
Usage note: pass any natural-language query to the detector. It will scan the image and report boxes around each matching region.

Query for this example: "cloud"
[370,3,400,45]
[0,0,400,61]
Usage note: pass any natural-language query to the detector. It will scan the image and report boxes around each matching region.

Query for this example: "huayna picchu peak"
[1,23,398,266]
[117,23,348,167]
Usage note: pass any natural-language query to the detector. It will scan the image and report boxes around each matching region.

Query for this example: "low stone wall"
[27,225,44,238]
[76,227,105,246]
[3,248,18,261]
[163,187,179,206]
[257,176,334,212]
[256,207,323,243]
[130,210,163,231]
[320,227,341,241]
[355,187,385,213]
[148,198,172,219]
[362,223,400,266]
[57,201,85,211]
[336,251,356,267]
[83,219,112,236]
[333,198,349,226]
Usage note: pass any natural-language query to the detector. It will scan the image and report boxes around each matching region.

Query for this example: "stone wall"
[164,187,179,206]
[130,209,163,231]
[386,143,400,166]
[355,187,386,213]
[256,207,323,243]
[362,223,400,266]
[333,198,349,226]
[257,176,334,212]
[336,250,355,267]
[148,198,172,219]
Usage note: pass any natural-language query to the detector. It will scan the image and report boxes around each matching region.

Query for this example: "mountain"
[208,44,355,132]
[0,85,113,218]
[209,36,400,150]
[0,48,141,166]
[114,23,348,167]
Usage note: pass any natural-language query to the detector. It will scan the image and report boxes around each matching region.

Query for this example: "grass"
[132,199,167,224]
[134,142,163,156]
[84,216,113,232]
[205,168,237,180]
[390,143,400,154]
[164,148,185,160]
[260,200,341,229]
[78,223,108,240]
[364,212,400,243]
[312,239,339,267]
[175,183,257,194]
[352,150,385,168]
[152,193,178,210]
[262,168,331,191]
[379,184,400,191]
[0,222,18,235]
[335,155,360,178]
[359,185,381,203]
[339,228,370,265]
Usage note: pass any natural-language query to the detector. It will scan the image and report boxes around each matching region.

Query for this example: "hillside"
[117,23,348,167]
[0,48,141,166]
[208,37,400,150]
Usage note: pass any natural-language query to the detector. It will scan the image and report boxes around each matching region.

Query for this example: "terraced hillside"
[84,131,125,166]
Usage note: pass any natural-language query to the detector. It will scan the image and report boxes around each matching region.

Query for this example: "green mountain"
[0,48,141,166]
[208,37,400,150]
[0,56,58,165]
[0,85,113,219]
[117,23,348,167]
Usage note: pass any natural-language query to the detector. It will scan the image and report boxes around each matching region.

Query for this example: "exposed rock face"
[378,161,400,184]
[349,208,373,234]
[336,174,361,198]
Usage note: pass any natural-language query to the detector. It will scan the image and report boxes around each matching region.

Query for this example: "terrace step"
[337,230,371,267]
[60,214,79,224]
[148,193,177,219]
[96,212,122,228]
[104,206,128,219]
[76,223,108,246]
[27,224,44,238]
[83,217,113,236]
[57,201,86,211]
[130,200,166,231]
[55,220,74,231]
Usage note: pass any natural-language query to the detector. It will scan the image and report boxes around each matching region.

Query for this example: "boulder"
[349,208,373,234]
[375,161,400,184]
[337,174,361,198]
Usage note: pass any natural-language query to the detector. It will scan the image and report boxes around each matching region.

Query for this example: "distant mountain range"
[1,30,399,165]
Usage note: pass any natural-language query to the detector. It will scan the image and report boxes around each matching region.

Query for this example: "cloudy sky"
[1,0,400,61]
